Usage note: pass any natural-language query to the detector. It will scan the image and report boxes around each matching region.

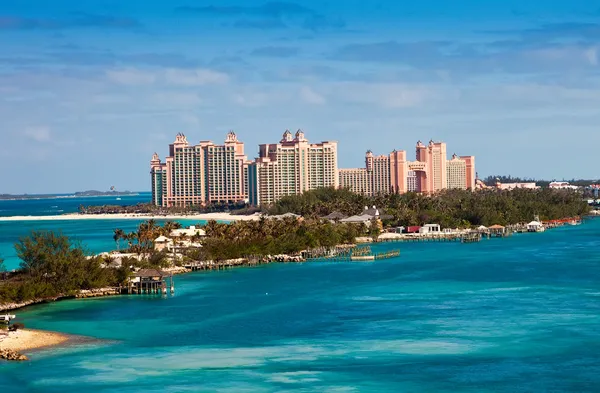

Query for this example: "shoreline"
[0,212,261,222]
[0,328,70,353]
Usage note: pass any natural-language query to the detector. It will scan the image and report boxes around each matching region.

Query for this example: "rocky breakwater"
[75,287,121,298]
[261,254,305,263]
[0,348,28,361]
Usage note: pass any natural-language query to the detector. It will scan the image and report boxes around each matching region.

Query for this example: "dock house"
[419,224,441,235]
[128,269,174,294]
[488,224,507,237]
[526,221,545,232]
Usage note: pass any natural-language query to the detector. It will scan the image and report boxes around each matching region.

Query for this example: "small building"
[154,235,172,252]
[526,221,545,232]
[170,226,205,238]
[420,224,441,234]
[406,226,421,234]
[340,214,375,227]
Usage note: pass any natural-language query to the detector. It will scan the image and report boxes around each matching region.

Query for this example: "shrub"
[9,322,25,331]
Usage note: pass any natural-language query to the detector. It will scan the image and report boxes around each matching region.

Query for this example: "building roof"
[323,211,348,220]
[527,221,543,226]
[341,214,373,223]
[134,269,165,278]
[170,226,206,238]
[270,212,301,220]
[363,206,380,217]
[155,235,171,242]
[488,224,505,229]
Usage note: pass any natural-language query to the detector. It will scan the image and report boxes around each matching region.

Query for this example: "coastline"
[0,212,261,222]
[0,328,69,352]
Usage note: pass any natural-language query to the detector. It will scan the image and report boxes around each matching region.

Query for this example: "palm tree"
[113,228,125,251]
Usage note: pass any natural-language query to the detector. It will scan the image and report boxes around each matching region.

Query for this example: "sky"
[1,0,600,193]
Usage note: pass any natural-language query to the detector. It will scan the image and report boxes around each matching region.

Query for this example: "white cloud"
[333,83,431,108]
[584,47,598,66]
[106,68,157,85]
[23,126,51,142]
[106,68,229,86]
[164,68,229,86]
[299,86,326,105]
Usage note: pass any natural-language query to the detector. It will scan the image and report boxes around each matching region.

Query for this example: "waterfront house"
[488,224,506,237]
[128,269,171,294]
[526,221,545,232]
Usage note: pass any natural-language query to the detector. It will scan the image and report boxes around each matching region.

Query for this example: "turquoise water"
[2,220,600,392]
[0,219,204,271]
[0,193,202,270]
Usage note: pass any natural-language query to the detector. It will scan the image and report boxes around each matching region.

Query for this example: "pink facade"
[151,132,248,207]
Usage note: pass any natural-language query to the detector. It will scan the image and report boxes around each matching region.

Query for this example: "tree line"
[269,187,589,228]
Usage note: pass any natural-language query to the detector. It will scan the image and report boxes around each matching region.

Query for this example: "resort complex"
[150,131,477,207]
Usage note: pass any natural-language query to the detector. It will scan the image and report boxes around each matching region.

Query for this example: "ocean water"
[0,194,197,270]
[1,220,600,392]
[0,193,151,217]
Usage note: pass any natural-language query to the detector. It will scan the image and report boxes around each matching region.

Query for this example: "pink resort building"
[247,130,338,206]
[338,140,476,196]
[151,132,248,207]
[152,132,476,207]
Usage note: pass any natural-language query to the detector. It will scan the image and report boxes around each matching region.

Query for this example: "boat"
[116,197,122,201]
[1,314,16,324]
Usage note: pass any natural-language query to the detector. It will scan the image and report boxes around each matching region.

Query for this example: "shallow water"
[2,220,600,392]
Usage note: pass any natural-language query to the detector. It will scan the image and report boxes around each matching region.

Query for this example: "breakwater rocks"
[0,300,39,312]
[259,255,304,263]
[0,349,28,361]
[75,288,120,299]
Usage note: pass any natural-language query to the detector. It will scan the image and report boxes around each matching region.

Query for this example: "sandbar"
[0,329,69,352]
[0,212,261,222]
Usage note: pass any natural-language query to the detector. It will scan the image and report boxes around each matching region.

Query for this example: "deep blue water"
[0,193,151,217]
[1,219,600,392]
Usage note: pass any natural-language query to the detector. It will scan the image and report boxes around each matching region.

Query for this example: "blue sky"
[1,0,600,193]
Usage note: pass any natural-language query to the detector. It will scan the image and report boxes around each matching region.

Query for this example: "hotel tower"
[152,132,474,207]
[247,130,338,206]
[151,132,248,207]
[339,140,475,195]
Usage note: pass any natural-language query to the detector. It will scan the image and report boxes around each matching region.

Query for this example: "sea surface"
[0,193,199,270]
[1,217,600,391]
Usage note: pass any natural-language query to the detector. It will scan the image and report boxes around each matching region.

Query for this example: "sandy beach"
[0,329,69,352]
[0,212,261,222]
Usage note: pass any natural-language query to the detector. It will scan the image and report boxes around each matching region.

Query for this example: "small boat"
[1,314,16,324]
[116,197,122,201]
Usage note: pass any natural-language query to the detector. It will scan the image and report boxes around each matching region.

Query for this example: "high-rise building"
[150,132,248,207]
[200,131,248,204]
[338,140,474,196]
[339,150,393,196]
[248,130,338,206]
[339,168,371,195]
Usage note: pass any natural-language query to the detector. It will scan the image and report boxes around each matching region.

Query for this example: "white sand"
[0,329,69,351]
[0,212,261,222]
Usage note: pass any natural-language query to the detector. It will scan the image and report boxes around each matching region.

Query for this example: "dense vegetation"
[0,232,129,304]
[199,217,360,261]
[79,200,262,215]
[484,175,599,188]
[269,187,589,228]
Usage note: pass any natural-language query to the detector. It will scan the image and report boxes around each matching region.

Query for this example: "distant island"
[0,190,139,201]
